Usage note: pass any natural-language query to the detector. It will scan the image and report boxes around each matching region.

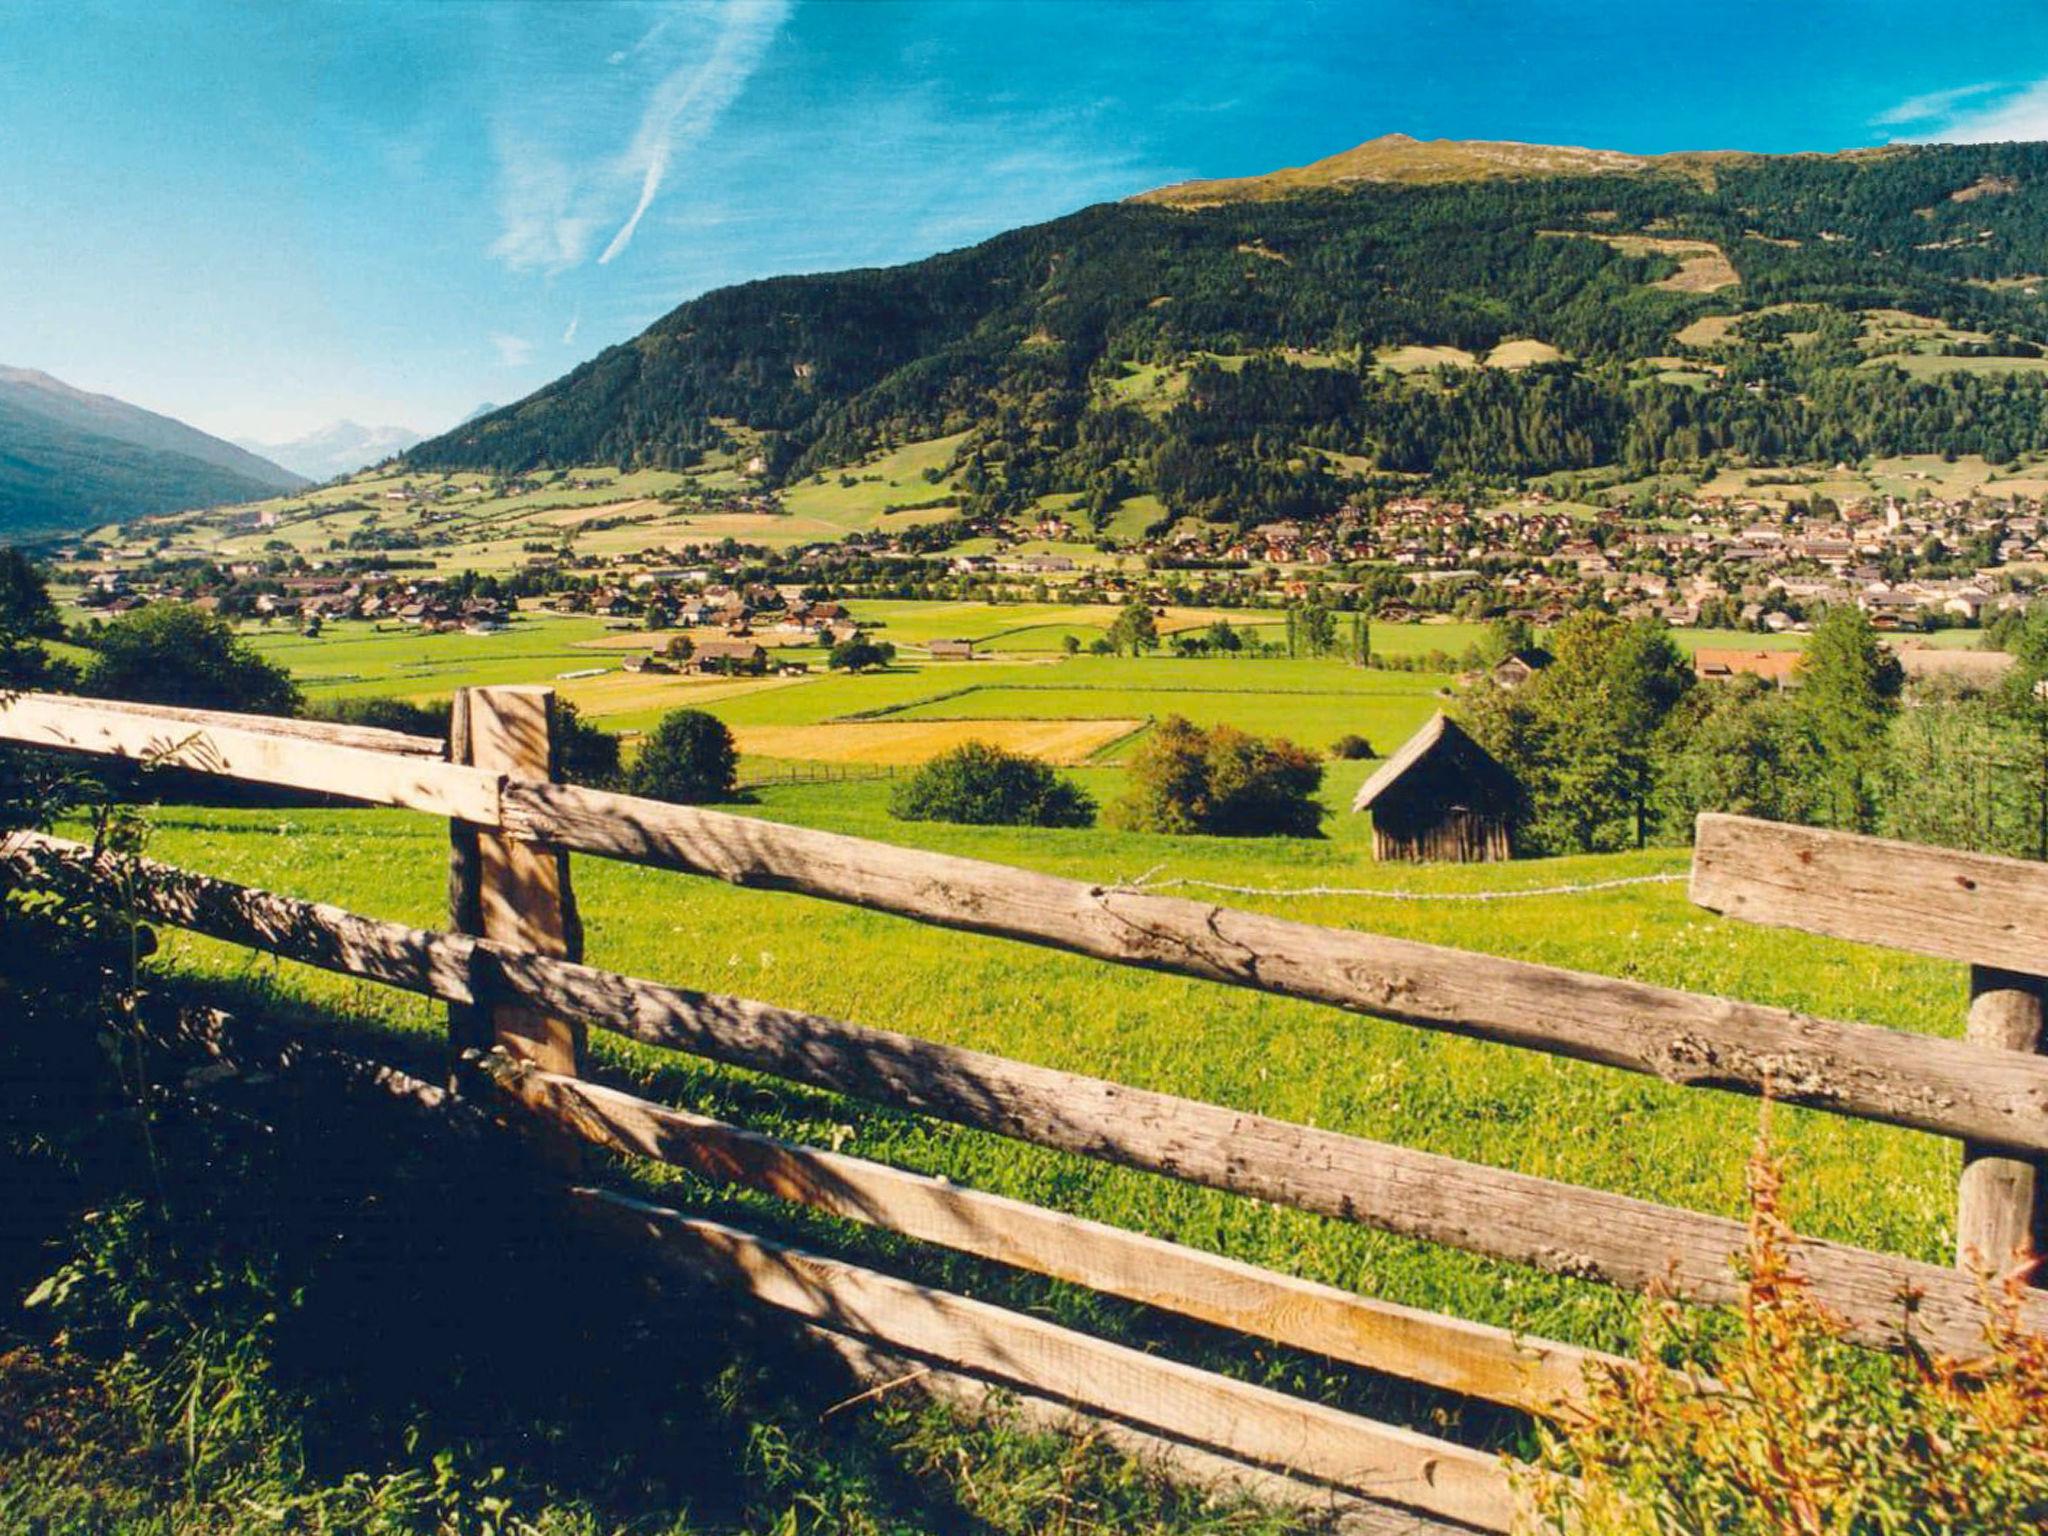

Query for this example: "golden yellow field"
[549,671,804,719]
[1374,343,1479,371]
[1483,338,1567,368]
[1544,231,1738,293]
[730,717,1143,766]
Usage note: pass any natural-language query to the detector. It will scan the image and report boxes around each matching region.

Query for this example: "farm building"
[691,639,768,676]
[1350,712,1520,863]
[1693,648,1802,687]
[928,638,976,660]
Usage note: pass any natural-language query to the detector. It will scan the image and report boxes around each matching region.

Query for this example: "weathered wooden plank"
[446,695,489,1056]
[803,1326,1490,1536]
[32,695,445,758]
[504,781,2048,1155]
[483,1059,1614,1418]
[568,1188,1523,1532]
[1692,812,2048,974]
[1958,967,2048,1277]
[449,688,581,1074]
[0,692,500,824]
[2,832,480,1003]
[479,945,2042,1357]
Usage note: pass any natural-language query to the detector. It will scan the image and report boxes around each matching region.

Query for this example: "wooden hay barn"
[1351,712,1520,863]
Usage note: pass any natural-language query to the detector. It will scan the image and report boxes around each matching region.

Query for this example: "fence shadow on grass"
[0,983,1002,1532]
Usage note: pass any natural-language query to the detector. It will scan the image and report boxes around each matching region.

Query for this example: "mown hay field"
[730,716,1142,765]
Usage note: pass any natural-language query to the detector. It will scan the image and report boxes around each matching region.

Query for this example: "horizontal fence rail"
[570,1188,1526,1532]
[1,692,496,822]
[1694,812,2048,973]
[9,686,2048,1522]
[504,780,2048,1156]
[21,694,447,758]
[478,1055,1617,1419]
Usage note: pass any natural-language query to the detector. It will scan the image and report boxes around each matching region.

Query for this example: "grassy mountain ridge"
[1128,132,1912,206]
[1134,131,1665,204]
[409,138,2048,529]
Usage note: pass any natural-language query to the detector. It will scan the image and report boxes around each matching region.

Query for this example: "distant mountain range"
[0,367,304,540]
[407,136,2048,532]
[234,420,424,483]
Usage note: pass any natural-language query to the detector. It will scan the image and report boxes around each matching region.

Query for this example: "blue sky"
[6,0,2048,444]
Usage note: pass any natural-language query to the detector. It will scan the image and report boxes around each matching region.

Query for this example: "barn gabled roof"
[1350,711,1518,814]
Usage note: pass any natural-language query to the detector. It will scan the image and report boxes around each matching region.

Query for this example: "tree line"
[1454,605,2048,861]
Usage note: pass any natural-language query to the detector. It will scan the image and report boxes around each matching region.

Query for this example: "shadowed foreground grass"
[0,984,1296,1535]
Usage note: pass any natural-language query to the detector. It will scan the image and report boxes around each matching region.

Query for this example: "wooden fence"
[4,686,2046,1535]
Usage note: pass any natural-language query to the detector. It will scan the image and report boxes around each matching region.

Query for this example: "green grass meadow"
[126,771,1967,1455]
[33,596,1989,1510]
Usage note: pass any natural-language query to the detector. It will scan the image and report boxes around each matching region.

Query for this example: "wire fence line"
[1107,868,1689,902]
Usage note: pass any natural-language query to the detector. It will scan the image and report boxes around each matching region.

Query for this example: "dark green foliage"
[1654,677,1816,832]
[1106,598,1159,657]
[1794,605,1903,832]
[0,547,60,641]
[553,699,622,789]
[1459,613,1692,853]
[827,635,896,671]
[890,742,1095,828]
[626,708,737,804]
[304,694,449,737]
[1329,733,1374,760]
[1111,715,1323,837]
[409,144,2048,524]
[80,604,301,716]
[0,548,73,690]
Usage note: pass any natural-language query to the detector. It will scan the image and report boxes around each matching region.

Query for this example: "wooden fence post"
[1958,965,2047,1276]
[448,686,584,1076]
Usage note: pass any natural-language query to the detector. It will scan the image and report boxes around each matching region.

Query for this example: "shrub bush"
[307,696,449,737]
[626,709,737,804]
[1329,733,1374,760]
[1532,1132,2048,1534]
[553,699,621,789]
[890,742,1095,827]
[1110,716,1323,837]
[82,604,300,715]
[829,635,896,672]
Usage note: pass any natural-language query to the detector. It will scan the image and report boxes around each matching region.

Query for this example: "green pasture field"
[232,610,1986,767]
[881,671,1447,756]
[1869,352,2048,379]
[243,615,620,701]
[1101,492,1168,540]
[125,777,1967,1453]
[777,432,970,524]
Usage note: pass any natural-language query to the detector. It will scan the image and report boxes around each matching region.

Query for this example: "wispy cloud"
[492,332,534,367]
[598,0,788,265]
[1873,82,2005,128]
[488,1,789,276]
[488,127,603,273]
[561,309,580,346]
[1877,78,2048,143]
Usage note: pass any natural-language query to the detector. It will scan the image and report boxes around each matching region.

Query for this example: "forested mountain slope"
[0,368,304,538]
[410,138,2048,529]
